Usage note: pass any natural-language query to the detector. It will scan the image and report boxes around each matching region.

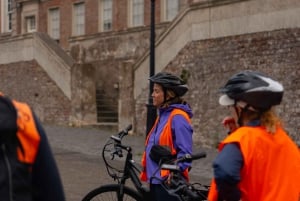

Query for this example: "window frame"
[128,0,144,27]
[26,15,36,33]
[1,0,13,33]
[99,0,113,31]
[48,7,60,40]
[72,2,85,36]
[161,0,179,22]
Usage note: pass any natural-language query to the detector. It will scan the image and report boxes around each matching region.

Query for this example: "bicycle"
[154,153,210,201]
[81,125,210,201]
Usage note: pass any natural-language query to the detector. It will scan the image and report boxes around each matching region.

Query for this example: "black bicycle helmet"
[219,70,284,110]
[149,72,188,96]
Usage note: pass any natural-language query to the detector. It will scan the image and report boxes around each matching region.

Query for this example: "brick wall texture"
[0,60,71,124]
[37,0,186,49]
[135,28,300,147]
[1,1,300,148]
[0,28,299,148]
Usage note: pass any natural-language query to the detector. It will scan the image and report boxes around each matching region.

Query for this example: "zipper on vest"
[2,144,14,201]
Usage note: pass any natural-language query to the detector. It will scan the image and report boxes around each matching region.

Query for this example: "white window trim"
[48,7,60,40]
[1,0,13,33]
[128,0,144,27]
[99,0,113,31]
[26,15,36,33]
[161,0,179,22]
[72,2,85,36]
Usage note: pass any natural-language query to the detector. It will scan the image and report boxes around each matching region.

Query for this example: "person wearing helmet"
[208,71,300,201]
[140,72,193,201]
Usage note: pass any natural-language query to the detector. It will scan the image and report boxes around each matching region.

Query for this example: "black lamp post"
[146,0,157,135]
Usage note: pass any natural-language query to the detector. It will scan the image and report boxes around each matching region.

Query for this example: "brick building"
[1,0,192,48]
[0,0,300,147]
[0,0,187,124]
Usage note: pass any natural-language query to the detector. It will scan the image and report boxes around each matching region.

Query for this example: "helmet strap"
[236,104,252,126]
[159,87,170,107]
[233,105,242,126]
[163,88,167,103]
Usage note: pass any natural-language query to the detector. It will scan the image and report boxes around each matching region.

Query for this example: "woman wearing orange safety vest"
[208,71,300,201]
[140,72,193,201]
[0,93,65,201]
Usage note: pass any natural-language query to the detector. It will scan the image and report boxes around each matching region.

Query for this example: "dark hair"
[161,89,188,108]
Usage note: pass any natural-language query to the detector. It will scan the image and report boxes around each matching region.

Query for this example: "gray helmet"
[149,72,188,96]
[219,71,284,110]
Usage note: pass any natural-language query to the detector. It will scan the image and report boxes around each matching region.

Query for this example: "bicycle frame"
[115,143,151,200]
[152,153,209,201]
[83,125,209,201]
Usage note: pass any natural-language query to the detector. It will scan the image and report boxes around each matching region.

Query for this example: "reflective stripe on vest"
[140,108,191,182]
[208,126,300,201]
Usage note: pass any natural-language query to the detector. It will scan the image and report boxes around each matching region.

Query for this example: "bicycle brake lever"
[161,164,180,171]
[111,135,121,142]
[118,124,132,138]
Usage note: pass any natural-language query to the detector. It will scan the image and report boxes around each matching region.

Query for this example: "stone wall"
[135,28,300,147]
[69,25,169,109]
[1,0,299,147]
[70,63,97,125]
[0,60,71,124]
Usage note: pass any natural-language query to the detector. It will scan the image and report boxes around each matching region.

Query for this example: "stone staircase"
[95,89,118,124]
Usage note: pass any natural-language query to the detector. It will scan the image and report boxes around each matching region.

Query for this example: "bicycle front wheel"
[82,184,143,201]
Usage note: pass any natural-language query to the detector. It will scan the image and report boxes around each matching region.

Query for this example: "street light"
[146,0,157,135]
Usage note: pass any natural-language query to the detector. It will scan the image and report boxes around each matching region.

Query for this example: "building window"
[1,0,13,32]
[73,2,85,36]
[100,0,112,31]
[7,0,12,31]
[129,0,144,27]
[26,16,36,33]
[48,8,60,40]
[162,0,179,21]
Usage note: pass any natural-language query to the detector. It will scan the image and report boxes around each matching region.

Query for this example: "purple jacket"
[145,103,193,184]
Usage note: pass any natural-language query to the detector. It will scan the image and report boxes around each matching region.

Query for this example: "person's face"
[152,83,164,107]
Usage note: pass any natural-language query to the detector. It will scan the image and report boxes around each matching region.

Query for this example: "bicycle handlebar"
[108,124,133,159]
[103,125,209,200]
[158,151,208,200]
[160,152,206,173]
[176,152,207,163]
[109,124,132,143]
[118,124,132,138]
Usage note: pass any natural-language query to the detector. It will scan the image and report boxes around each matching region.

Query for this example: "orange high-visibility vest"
[13,100,41,164]
[0,93,40,164]
[208,126,300,201]
[140,108,191,182]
